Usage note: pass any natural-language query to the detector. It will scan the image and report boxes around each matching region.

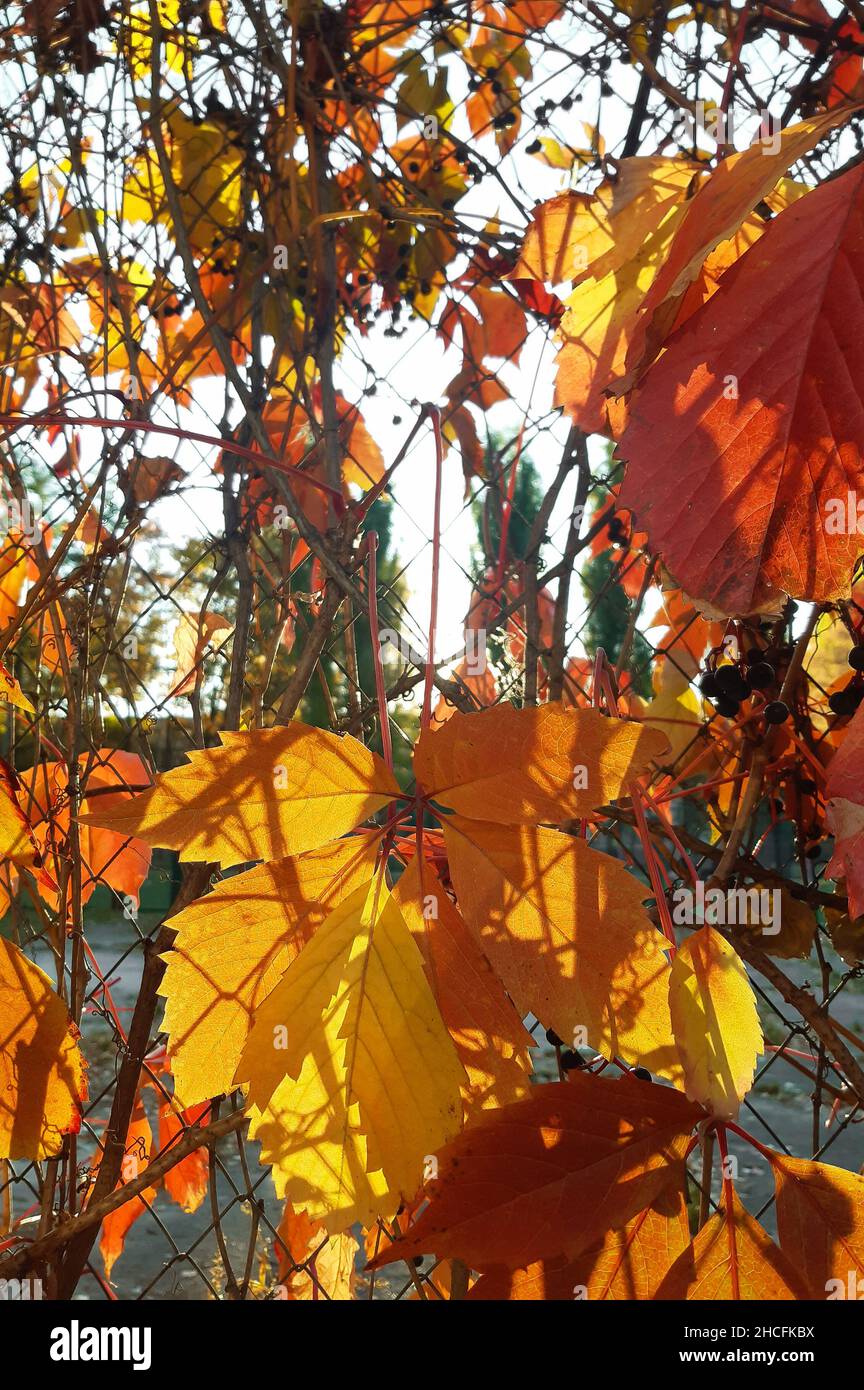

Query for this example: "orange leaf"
[654,1188,811,1300]
[392,856,533,1116]
[79,725,400,869]
[618,163,864,614]
[0,937,87,1159]
[366,1075,703,1272]
[620,106,860,386]
[99,1105,156,1281]
[170,610,233,697]
[772,1151,864,1296]
[467,1186,690,1299]
[443,817,680,1077]
[414,703,669,825]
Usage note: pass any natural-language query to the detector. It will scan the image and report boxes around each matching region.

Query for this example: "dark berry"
[830,687,863,716]
[545,1027,564,1047]
[699,671,720,699]
[764,700,790,724]
[849,648,864,672]
[714,696,741,718]
[746,660,775,689]
[560,1049,585,1071]
[633,1066,652,1082]
[716,666,749,700]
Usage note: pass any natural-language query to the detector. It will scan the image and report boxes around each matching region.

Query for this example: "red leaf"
[618,164,864,615]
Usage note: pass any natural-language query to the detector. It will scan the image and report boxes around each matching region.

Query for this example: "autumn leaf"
[160,834,381,1105]
[0,757,40,869]
[618,162,864,614]
[236,877,464,1228]
[551,158,699,434]
[366,1074,703,1272]
[513,157,698,286]
[0,658,33,714]
[274,1201,358,1300]
[79,724,401,869]
[99,1104,156,1281]
[668,926,762,1119]
[772,1150,864,1295]
[159,1101,209,1214]
[654,1188,811,1300]
[392,855,533,1116]
[169,609,233,697]
[467,1185,690,1299]
[0,937,87,1159]
[443,817,680,1078]
[413,702,669,825]
[619,106,860,387]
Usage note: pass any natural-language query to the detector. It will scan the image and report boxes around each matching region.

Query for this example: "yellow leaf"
[443,817,680,1079]
[160,835,382,1105]
[237,878,465,1227]
[635,667,704,767]
[513,156,698,284]
[668,926,762,1118]
[0,659,33,714]
[169,610,233,697]
[248,1044,393,1234]
[0,938,87,1159]
[78,724,401,869]
[414,703,669,826]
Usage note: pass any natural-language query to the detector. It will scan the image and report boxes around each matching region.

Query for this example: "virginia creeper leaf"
[160,834,381,1105]
[0,937,87,1159]
[443,817,681,1079]
[467,1184,690,1299]
[414,703,669,824]
[772,1150,864,1294]
[79,724,400,869]
[668,926,762,1119]
[236,878,465,1220]
[392,855,533,1116]
[619,162,864,614]
[654,1188,811,1300]
[367,1074,703,1272]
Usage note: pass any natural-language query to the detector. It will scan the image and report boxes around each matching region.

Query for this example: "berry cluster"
[699,649,789,724]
